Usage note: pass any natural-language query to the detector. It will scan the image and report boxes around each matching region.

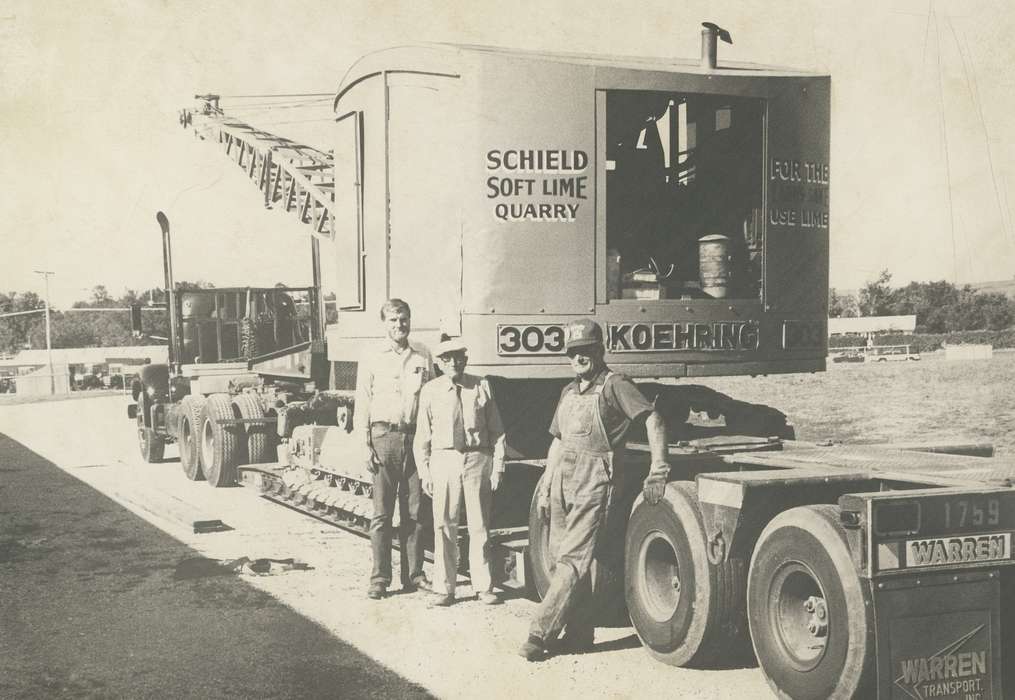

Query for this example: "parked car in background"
[832,348,866,363]
[867,344,921,362]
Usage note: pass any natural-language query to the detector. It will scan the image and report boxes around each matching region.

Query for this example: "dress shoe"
[477,591,502,605]
[518,635,547,661]
[404,573,432,593]
[367,583,387,600]
[428,593,455,608]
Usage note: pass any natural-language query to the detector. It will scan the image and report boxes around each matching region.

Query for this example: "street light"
[33,270,55,394]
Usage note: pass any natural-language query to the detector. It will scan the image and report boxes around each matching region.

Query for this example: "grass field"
[691,350,1015,456]
[3,354,1011,457]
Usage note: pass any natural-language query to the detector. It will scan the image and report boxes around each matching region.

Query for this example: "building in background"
[0,345,168,395]
[828,315,917,337]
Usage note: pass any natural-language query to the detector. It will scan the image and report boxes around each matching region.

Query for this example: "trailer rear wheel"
[232,393,275,464]
[137,398,165,463]
[748,505,874,700]
[625,482,750,667]
[200,393,241,487]
[179,395,206,481]
[527,473,626,625]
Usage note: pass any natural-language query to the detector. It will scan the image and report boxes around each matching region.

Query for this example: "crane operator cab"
[326,27,830,383]
[605,90,765,302]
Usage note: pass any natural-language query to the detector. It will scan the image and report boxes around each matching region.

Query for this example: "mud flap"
[876,569,1001,699]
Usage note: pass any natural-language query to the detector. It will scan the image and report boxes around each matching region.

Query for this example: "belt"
[370,421,416,433]
[435,446,492,454]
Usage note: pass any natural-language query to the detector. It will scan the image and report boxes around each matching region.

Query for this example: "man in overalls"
[519,318,670,661]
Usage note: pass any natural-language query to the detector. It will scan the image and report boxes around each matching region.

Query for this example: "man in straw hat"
[414,336,507,607]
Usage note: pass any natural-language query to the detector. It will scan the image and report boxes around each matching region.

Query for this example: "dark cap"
[564,318,603,352]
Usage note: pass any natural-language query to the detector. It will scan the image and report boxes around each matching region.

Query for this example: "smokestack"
[700,22,732,70]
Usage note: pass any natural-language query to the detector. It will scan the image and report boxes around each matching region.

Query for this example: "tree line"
[0,283,210,356]
[5,274,1011,356]
[829,271,1014,333]
[1,283,340,357]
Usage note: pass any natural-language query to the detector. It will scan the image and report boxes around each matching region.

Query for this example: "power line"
[948,16,1014,247]
[0,308,44,319]
[932,6,959,283]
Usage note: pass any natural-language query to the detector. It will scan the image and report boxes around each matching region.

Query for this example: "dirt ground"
[691,350,1015,456]
[0,396,765,699]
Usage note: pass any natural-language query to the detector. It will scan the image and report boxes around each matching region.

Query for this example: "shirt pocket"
[404,362,426,395]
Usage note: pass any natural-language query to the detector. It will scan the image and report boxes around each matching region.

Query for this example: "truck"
[129,23,1015,699]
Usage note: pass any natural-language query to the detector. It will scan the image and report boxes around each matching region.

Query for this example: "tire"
[137,399,166,463]
[747,505,875,700]
[625,482,750,668]
[199,393,242,487]
[527,472,628,626]
[232,393,275,464]
[179,395,206,481]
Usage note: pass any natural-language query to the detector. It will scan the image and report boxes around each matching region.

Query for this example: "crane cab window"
[605,91,765,301]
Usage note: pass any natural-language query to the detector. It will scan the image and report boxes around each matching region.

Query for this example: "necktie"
[453,384,467,451]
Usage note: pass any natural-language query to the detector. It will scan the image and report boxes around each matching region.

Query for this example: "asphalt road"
[0,433,432,700]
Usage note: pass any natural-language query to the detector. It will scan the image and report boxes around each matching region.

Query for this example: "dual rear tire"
[195,393,276,487]
[624,490,875,698]
[199,394,242,487]
[179,395,206,481]
[624,482,750,667]
[747,505,875,700]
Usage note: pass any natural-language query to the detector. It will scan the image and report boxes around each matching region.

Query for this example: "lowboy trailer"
[128,23,1015,699]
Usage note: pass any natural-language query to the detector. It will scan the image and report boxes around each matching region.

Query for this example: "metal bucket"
[698,234,731,298]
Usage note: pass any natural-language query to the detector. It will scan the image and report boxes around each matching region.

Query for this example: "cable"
[949,16,1014,247]
[933,8,959,283]
[245,117,335,127]
[221,98,332,110]
[216,92,333,98]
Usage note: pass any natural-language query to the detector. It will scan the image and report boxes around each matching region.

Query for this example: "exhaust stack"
[700,22,732,70]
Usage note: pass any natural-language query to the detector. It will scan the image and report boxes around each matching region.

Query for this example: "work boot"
[428,592,455,608]
[477,591,502,606]
[367,583,387,600]
[517,635,547,662]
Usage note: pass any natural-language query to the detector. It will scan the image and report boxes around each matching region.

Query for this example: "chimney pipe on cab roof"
[700,22,732,70]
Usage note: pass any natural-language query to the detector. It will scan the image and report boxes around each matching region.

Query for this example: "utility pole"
[33,270,55,394]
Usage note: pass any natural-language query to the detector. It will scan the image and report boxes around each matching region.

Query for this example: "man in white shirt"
[355,299,434,600]
[414,337,506,607]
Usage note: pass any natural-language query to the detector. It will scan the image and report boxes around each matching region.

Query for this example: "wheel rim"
[181,416,194,468]
[201,417,216,472]
[767,561,829,671]
[137,408,148,454]
[638,531,682,621]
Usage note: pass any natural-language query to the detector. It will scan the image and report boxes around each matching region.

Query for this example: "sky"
[3,0,1015,308]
